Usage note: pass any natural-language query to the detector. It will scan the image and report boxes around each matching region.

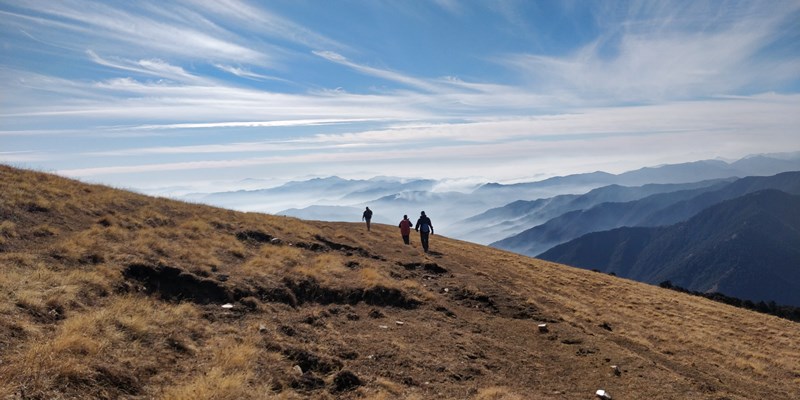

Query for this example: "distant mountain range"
[492,171,800,256]
[178,152,800,239]
[186,176,437,214]
[539,189,800,306]
[452,179,731,244]
[473,153,800,199]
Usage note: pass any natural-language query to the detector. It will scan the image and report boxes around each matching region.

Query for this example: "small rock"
[270,237,282,245]
[368,309,385,319]
[611,365,621,376]
[596,389,612,399]
[395,321,404,326]
[221,303,234,309]
[258,324,267,333]
[292,365,303,375]
[378,325,389,329]
[538,323,548,333]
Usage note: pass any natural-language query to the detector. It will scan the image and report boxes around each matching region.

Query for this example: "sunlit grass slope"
[0,165,798,399]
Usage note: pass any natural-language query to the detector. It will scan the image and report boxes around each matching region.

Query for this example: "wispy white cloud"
[57,149,421,177]
[4,1,266,64]
[213,64,290,83]
[313,50,444,93]
[0,151,47,162]
[124,118,379,131]
[86,50,209,84]
[502,1,800,103]
[0,70,428,122]
[432,0,463,15]
[182,0,347,51]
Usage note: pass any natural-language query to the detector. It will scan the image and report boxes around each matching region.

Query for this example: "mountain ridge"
[539,189,800,306]
[493,171,800,256]
[455,179,731,244]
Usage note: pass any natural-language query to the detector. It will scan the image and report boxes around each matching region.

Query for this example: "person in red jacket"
[398,215,413,245]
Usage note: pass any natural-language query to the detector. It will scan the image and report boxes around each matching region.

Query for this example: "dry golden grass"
[161,335,262,400]
[1,164,799,399]
[473,387,525,400]
[0,221,16,238]
[239,245,305,279]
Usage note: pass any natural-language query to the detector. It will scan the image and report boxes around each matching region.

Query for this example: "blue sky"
[1,0,799,192]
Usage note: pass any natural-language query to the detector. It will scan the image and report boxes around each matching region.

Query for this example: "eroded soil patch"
[123,263,231,304]
[448,287,553,321]
[292,235,384,260]
[283,278,420,309]
[400,262,448,274]
[235,230,274,244]
[283,347,343,375]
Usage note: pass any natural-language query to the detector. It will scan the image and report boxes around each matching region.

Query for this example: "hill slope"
[539,189,800,306]
[1,165,798,399]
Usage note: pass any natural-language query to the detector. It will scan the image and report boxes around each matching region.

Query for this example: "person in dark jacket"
[414,211,434,252]
[362,207,373,231]
[398,215,412,245]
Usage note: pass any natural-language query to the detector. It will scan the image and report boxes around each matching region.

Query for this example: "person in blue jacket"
[362,207,373,231]
[414,211,434,252]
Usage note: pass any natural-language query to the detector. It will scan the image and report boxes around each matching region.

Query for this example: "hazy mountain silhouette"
[474,153,800,199]
[279,205,368,223]
[539,189,800,306]
[493,171,800,256]
[454,179,730,244]
[177,152,800,238]
[194,176,436,213]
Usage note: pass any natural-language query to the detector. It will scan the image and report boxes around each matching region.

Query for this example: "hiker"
[362,207,373,231]
[415,211,434,252]
[398,215,412,245]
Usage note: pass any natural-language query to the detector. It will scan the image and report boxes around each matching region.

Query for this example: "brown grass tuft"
[160,334,261,400]
[0,221,17,238]
[474,387,526,400]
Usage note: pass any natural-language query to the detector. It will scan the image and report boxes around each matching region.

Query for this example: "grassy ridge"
[1,165,798,399]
